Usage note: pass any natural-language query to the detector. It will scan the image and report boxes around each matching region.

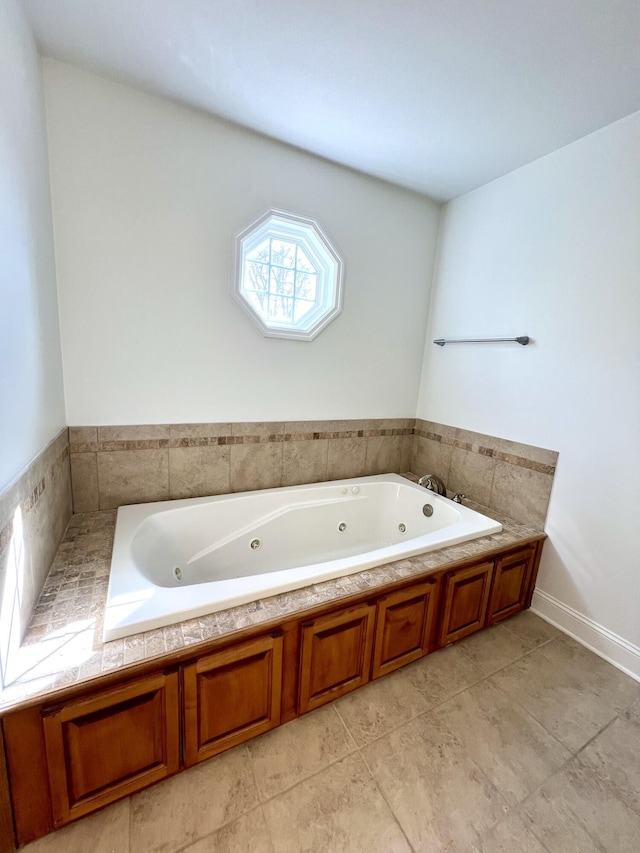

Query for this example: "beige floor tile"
[458,623,534,676]
[576,716,640,815]
[490,635,640,753]
[334,665,430,746]
[623,696,640,726]
[180,807,274,852]
[433,679,571,806]
[520,758,640,852]
[362,713,508,851]
[476,812,549,853]
[501,610,561,648]
[130,745,259,852]
[247,705,356,800]
[404,641,483,707]
[262,753,410,852]
[20,798,130,853]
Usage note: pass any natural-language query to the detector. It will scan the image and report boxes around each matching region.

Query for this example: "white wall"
[418,111,640,675]
[0,1,65,490]
[44,60,440,425]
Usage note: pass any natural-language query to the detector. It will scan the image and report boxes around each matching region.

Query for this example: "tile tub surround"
[0,429,72,688]
[0,498,540,712]
[68,418,557,526]
[413,420,558,528]
[68,420,414,512]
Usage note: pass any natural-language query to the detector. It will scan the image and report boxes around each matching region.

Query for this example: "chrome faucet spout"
[417,473,446,495]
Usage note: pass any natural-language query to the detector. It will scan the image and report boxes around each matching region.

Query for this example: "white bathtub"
[104,474,501,641]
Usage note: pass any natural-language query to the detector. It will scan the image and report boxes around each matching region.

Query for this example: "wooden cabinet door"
[372,579,438,679]
[183,634,283,766]
[439,561,494,645]
[43,671,179,827]
[488,547,535,624]
[0,729,15,853]
[298,603,375,714]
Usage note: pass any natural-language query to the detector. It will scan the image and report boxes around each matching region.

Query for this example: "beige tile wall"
[412,420,558,528]
[0,428,72,686]
[69,418,557,529]
[69,420,415,512]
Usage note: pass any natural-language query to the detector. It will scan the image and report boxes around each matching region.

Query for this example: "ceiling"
[22,0,640,201]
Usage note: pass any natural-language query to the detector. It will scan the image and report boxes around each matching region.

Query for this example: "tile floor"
[20,613,640,852]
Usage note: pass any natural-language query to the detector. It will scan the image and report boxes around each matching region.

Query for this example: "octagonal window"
[234,210,343,340]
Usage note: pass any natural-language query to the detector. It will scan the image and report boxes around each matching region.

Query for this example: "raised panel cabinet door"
[439,561,494,646]
[372,580,438,679]
[298,602,376,714]
[43,671,180,827]
[488,547,535,624]
[183,634,283,766]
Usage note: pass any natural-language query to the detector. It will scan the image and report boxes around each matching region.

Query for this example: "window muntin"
[234,210,343,340]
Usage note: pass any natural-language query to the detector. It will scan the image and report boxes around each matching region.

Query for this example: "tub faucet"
[418,473,446,495]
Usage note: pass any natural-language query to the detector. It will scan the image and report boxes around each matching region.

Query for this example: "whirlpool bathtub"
[104,474,502,641]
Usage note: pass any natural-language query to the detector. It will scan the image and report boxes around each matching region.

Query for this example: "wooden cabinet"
[2,536,544,847]
[183,634,283,766]
[439,561,494,645]
[299,603,376,713]
[42,671,179,827]
[372,580,437,679]
[488,546,535,624]
[0,729,15,853]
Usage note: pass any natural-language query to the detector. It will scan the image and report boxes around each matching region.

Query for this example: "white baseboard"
[531,588,640,684]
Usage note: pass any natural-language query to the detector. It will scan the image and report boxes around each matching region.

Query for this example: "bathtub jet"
[104,474,502,641]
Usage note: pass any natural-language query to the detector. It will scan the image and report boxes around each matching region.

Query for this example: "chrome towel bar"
[433,336,530,346]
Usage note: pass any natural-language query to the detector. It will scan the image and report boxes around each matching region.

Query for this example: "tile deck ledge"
[0,480,543,713]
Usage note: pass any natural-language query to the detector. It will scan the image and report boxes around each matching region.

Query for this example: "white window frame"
[233,209,344,341]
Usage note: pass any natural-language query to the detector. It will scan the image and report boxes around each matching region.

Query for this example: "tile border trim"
[413,428,555,475]
[69,420,555,475]
[0,428,70,535]
[70,427,413,454]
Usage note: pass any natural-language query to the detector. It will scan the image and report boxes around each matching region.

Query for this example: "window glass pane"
[268,294,294,322]
[294,271,317,301]
[243,261,269,294]
[270,239,296,268]
[245,240,270,264]
[296,247,315,273]
[246,291,269,315]
[270,267,295,297]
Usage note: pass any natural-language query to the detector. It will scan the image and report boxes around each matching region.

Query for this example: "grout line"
[257,804,277,853]
[243,707,359,807]
[481,634,628,761]
[331,700,360,751]
[344,632,561,754]
[572,715,620,760]
[171,803,267,853]
[245,740,265,803]
[95,450,103,511]
[356,745,416,852]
